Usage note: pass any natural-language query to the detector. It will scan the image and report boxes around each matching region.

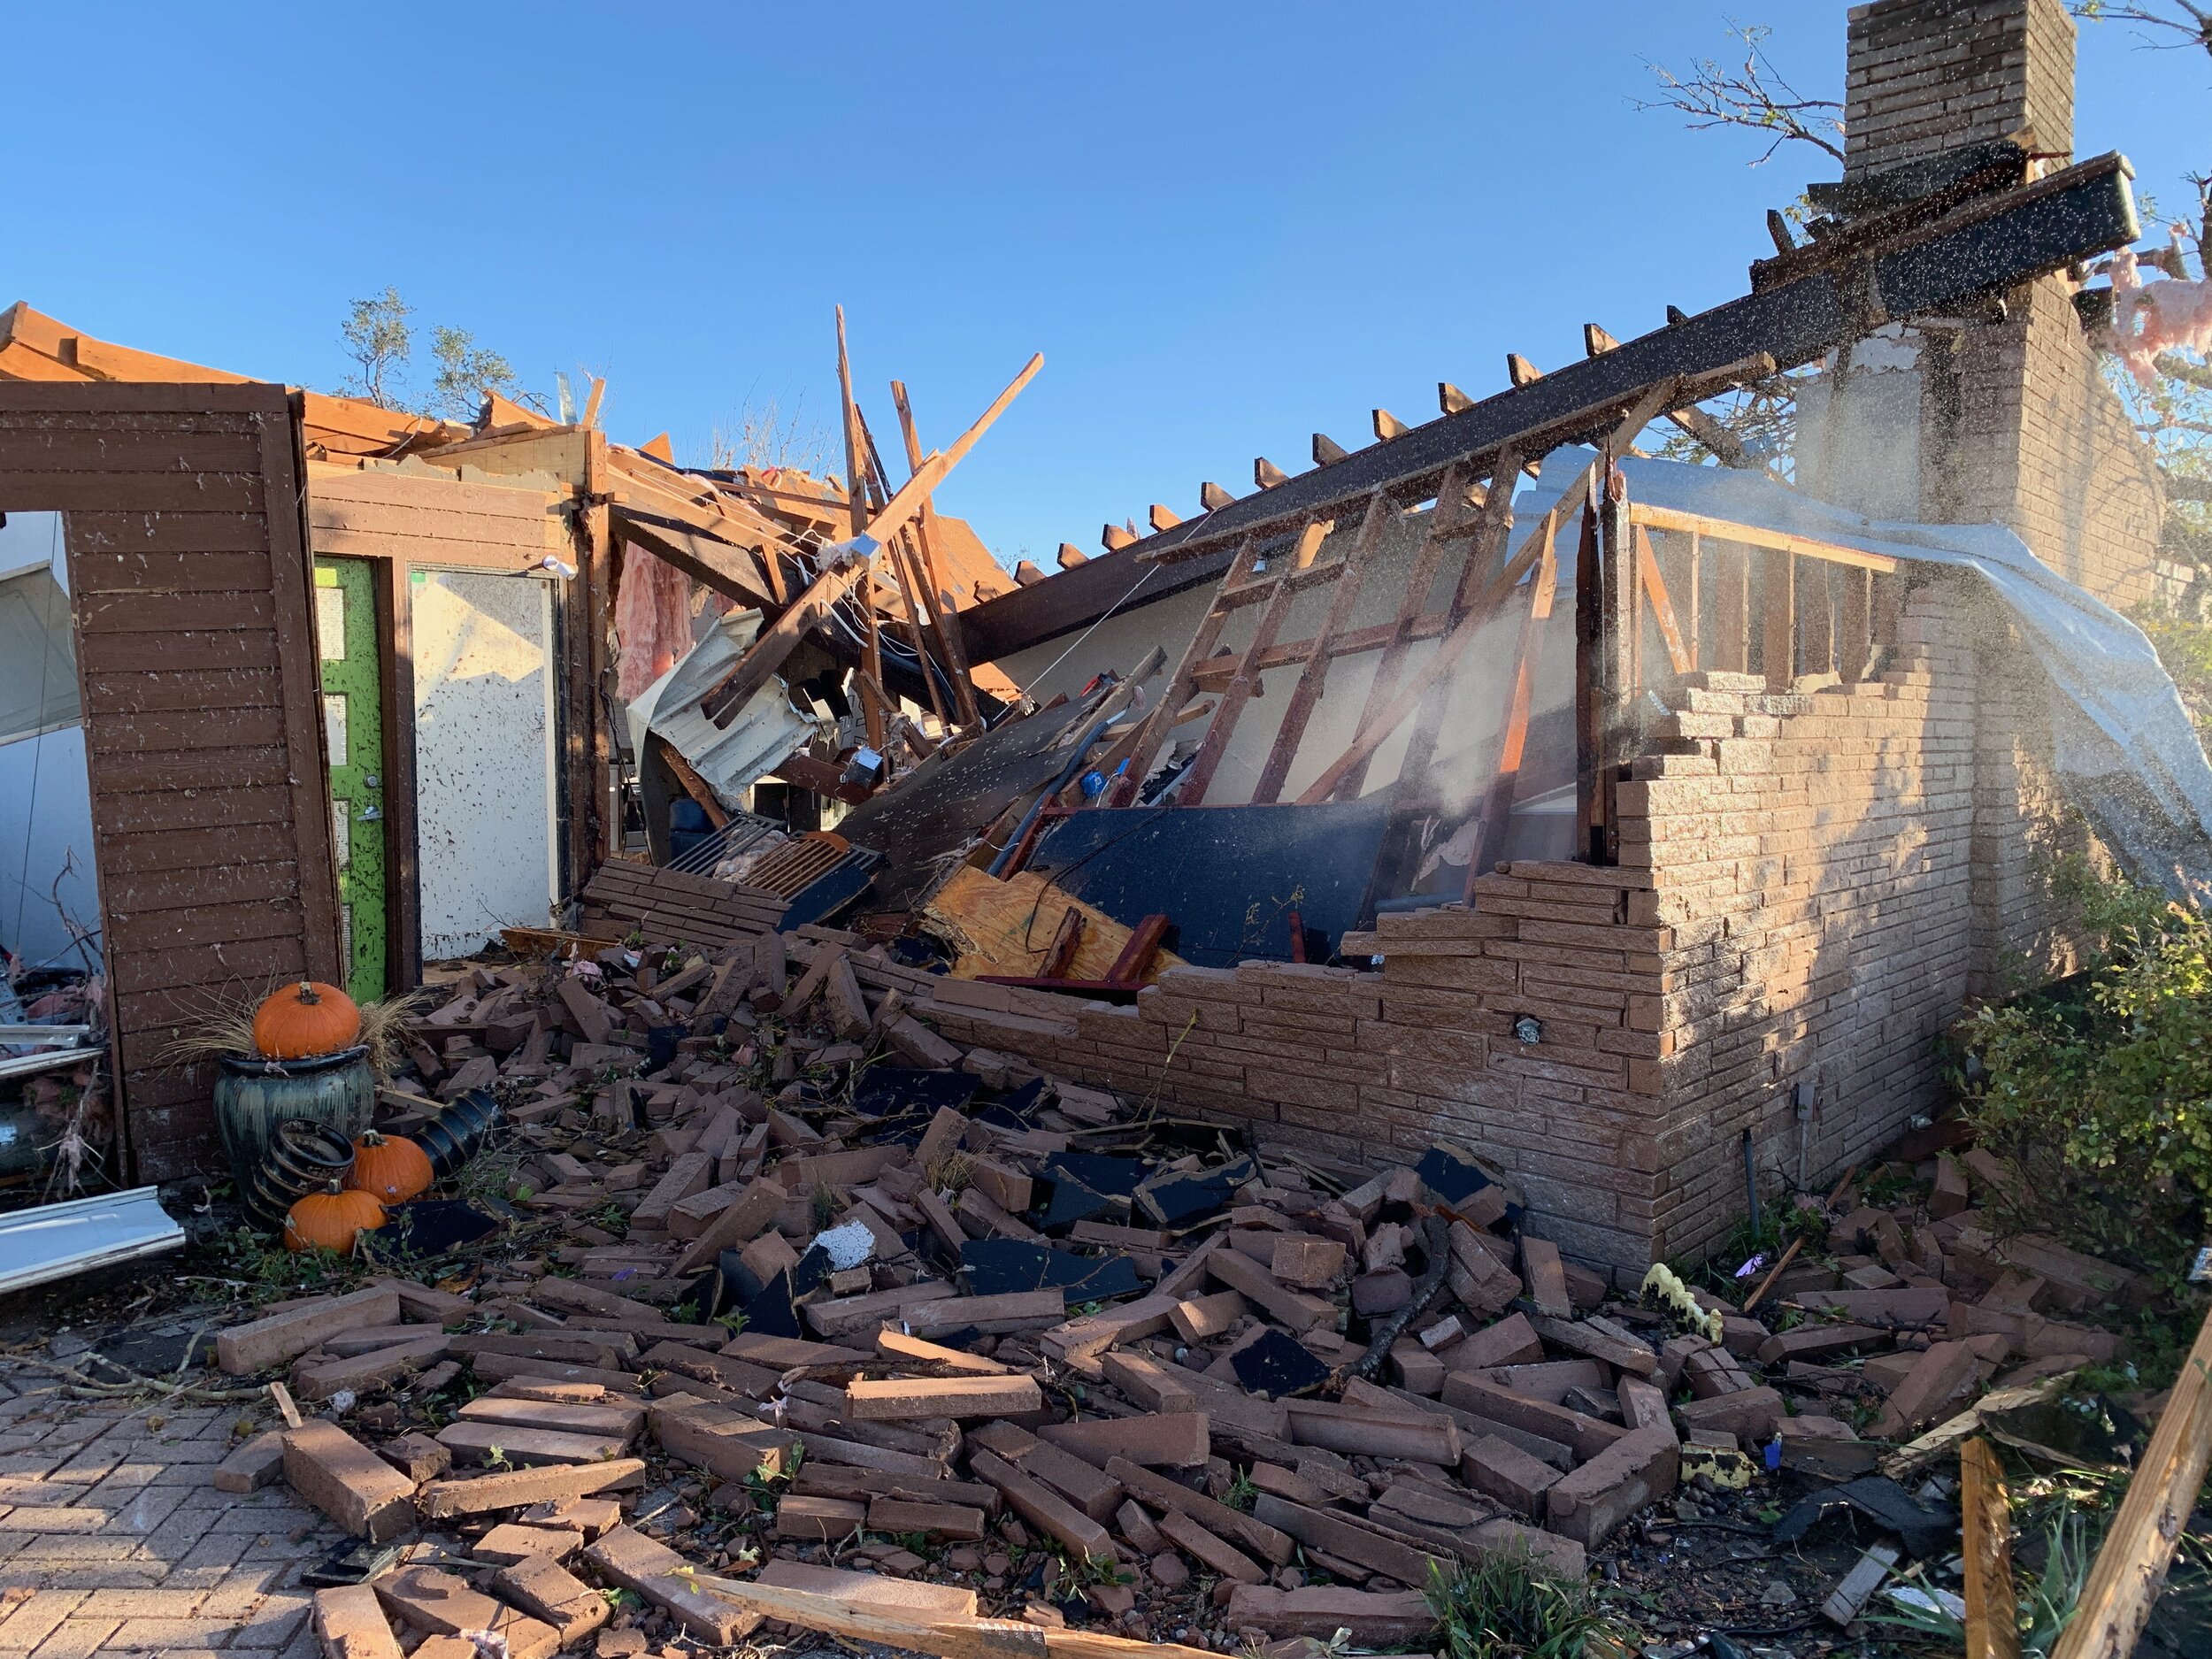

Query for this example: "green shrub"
[1958,857,2212,1264]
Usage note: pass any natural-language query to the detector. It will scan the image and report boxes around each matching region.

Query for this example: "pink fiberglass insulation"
[2110,248,2212,390]
[614,543,695,703]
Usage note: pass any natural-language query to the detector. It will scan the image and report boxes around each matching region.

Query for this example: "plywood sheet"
[922,865,1182,983]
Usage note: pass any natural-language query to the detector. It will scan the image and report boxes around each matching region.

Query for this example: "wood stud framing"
[1089,363,1909,882]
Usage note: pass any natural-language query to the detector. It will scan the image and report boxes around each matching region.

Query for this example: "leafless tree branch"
[1636,21,1845,166]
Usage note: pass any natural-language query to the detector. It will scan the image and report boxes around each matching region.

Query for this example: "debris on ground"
[116,918,2191,1658]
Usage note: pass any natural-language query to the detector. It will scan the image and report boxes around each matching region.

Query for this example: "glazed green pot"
[212,1045,373,1202]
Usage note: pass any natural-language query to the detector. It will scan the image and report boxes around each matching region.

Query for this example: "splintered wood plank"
[1179,518,1330,805]
[700,352,1040,726]
[1249,491,1390,805]
[894,380,981,728]
[1961,1438,2020,1659]
[2050,1303,2212,1659]
[1628,501,1899,574]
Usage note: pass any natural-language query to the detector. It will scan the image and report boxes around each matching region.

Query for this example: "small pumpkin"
[282,1180,386,1253]
[252,980,362,1060]
[348,1130,434,1204]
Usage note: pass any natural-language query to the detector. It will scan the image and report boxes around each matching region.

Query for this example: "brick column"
[1839,0,2161,609]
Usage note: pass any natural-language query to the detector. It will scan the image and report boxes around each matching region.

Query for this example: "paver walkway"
[0,1376,336,1658]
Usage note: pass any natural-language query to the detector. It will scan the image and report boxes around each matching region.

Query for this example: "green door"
[314,558,388,1003]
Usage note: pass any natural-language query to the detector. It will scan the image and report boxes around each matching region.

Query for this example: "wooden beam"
[1180,521,1329,805]
[1627,502,1900,573]
[834,306,887,749]
[1102,523,1138,550]
[1255,457,1288,488]
[1148,504,1181,533]
[2050,1302,2212,1659]
[1839,565,1873,685]
[611,511,778,611]
[1330,460,1470,800]
[1296,465,1584,806]
[887,528,949,725]
[1200,482,1236,511]
[1312,433,1349,465]
[702,351,1041,726]
[891,380,979,729]
[1635,526,1694,676]
[655,736,729,829]
[1249,492,1391,805]
[1447,448,1526,624]
[1572,498,1602,862]
[1763,547,1795,690]
[1961,1438,2021,1659]
[1439,382,1472,414]
[1471,513,1560,880]
[1118,536,1263,796]
[1506,353,1541,387]
[1372,409,1407,442]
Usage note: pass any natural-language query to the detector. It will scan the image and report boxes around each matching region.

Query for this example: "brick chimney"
[1801,0,2162,607]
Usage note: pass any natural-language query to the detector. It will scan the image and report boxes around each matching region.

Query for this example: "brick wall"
[1933,276,2166,609]
[916,576,2085,1279]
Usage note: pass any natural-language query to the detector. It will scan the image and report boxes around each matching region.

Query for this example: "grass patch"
[1425,1552,1632,1659]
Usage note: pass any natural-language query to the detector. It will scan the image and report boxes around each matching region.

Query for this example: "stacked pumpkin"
[251,981,437,1253]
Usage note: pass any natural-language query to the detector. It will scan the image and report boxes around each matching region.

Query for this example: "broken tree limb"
[703,351,1041,726]
[2050,1301,2212,1659]
[1352,1215,1452,1381]
[1742,1163,1860,1313]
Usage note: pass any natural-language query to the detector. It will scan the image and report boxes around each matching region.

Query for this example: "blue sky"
[4,3,2203,567]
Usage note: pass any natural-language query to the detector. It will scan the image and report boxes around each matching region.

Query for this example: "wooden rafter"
[835,307,887,749]
[893,380,983,729]
[1295,458,1594,807]
[1249,491,1391,805]
[1179,518,1333,805]
[1118,535,1263,796]
[1330,460,1473,800]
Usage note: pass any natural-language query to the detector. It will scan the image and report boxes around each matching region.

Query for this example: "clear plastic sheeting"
[0,1187,183,1297]
[1519,450,2212,902]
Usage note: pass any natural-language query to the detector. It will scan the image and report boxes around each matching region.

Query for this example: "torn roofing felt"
[1523,450,2212,902]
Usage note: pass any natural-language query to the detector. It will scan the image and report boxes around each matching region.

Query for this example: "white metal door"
[411,570,559,962]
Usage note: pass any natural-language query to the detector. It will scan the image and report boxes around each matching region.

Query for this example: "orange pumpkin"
[281,1181,385,1253]
[252,981,362,1059]
[347,1131,433,1204]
